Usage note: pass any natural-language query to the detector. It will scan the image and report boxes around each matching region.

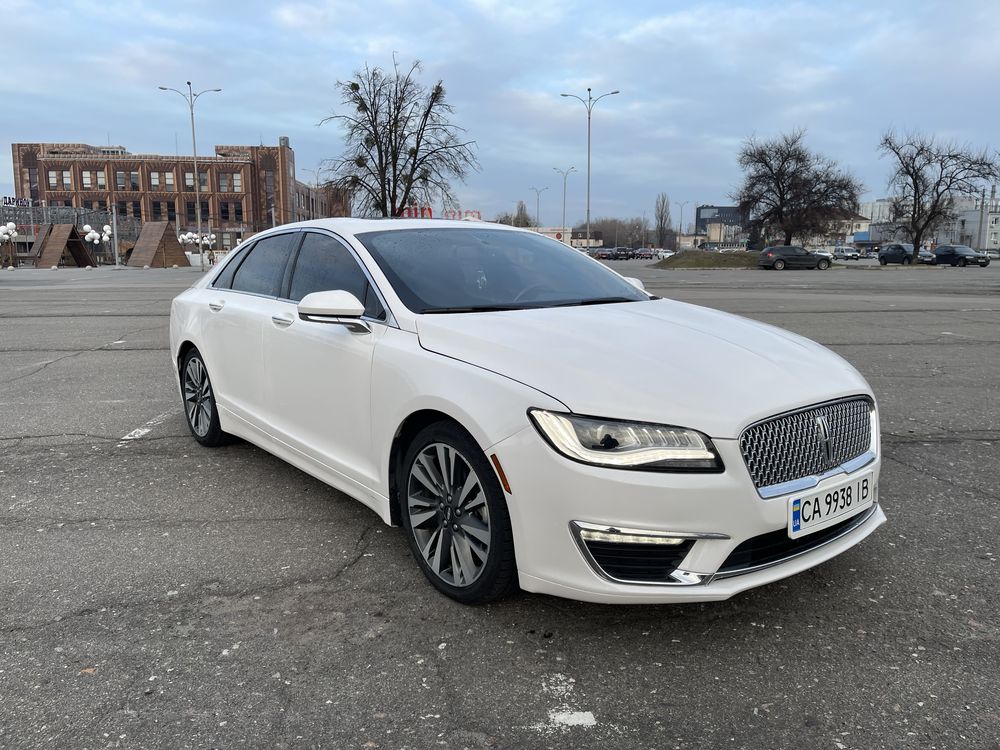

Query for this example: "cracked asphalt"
[1,263,998,750]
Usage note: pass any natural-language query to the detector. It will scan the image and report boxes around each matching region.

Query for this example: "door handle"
[208,301,224,312]
[271,314,294,328]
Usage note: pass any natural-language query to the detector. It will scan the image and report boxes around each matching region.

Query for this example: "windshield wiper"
[422,305,536,314]
[550,296,641,308]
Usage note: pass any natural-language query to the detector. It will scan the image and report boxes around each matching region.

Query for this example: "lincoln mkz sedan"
[169,219,886,604]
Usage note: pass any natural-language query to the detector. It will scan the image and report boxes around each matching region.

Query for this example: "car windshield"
[356,227,650,313]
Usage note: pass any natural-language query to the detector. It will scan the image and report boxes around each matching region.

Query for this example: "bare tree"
[320,59,479,217]
[495,200,533,227]
[879,131,999,251]
[734,130,862,245]
[654,193,672,248]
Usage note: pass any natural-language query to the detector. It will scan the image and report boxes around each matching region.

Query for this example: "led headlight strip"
[529,409,723,471]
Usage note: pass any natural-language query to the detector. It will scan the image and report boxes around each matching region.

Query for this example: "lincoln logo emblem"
[815,415,833,462]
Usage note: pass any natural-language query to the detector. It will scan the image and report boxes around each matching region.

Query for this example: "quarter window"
[230,234,294,296]
[288,232,385,319]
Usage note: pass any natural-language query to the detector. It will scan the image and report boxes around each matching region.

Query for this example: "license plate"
[788,471,874,539]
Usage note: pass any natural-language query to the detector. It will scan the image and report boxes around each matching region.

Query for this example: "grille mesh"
[740,398,872,490]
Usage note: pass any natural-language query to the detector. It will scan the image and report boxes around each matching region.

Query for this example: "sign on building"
[3,197,31,208]
[400,205,434,218]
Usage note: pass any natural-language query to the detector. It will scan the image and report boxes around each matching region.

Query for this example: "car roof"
[257,217,522,237]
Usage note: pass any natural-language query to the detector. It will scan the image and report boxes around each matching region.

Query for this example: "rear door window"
[231,234,294,297]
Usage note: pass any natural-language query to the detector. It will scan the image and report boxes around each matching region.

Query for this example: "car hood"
[415,299,871,439]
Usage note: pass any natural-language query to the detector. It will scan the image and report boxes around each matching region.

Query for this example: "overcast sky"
[2,0,998,226]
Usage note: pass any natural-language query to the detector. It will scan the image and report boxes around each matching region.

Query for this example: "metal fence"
[0,205,142,243]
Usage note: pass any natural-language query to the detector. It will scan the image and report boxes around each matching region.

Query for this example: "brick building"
[10,136,350,252]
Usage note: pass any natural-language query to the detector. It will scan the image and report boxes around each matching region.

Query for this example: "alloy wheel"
[406,443,491,587]
[183,356,213,437]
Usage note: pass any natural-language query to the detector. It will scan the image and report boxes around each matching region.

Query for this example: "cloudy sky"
[2,0,998,226]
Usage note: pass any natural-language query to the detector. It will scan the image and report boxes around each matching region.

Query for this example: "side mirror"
[298,290,370,333]
[624,276,645,291]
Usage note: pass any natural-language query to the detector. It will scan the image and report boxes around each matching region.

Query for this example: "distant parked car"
[932,245,990,267]
[594,248,613,260]
[636,248,654,260]
[656,250,675,260]
[759,245,831,270]
[917,249,935,264]
[878,243,916,265]
[833,246,860,260]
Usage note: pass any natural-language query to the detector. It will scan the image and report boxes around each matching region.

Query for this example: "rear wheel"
[958,258,967,267]
[773,259,786,270]
[902,256,912,265]
[399,422,517,604]
[817,258,830,270]
[180,348,231,447]
[879,258,887,266]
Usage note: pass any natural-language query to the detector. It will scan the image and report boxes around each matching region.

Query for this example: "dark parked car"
[932,244,990,267]
[759,245,831,270]
[636,248,654,260]
[878,243,916,265]
[918,249,935,264]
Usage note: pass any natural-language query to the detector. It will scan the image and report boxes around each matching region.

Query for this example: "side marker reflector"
[490,453,512,494]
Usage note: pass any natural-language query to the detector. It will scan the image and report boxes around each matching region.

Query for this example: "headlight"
[528,409,723,472]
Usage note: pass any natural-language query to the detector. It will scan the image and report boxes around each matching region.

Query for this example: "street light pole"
[553,166,575,244]
[560,87,619,251]
[159,81,221,271]
[675,200,690,247]
[529,186,548,230]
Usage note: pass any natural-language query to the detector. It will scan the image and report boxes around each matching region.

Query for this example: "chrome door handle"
[271,314,294,328]
[208,301,224,311]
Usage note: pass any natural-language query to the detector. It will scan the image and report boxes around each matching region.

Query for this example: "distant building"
[10,136,350,252]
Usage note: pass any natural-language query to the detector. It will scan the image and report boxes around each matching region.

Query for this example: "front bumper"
[491,426,885,604]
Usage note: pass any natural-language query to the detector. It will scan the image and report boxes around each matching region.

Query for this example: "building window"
[152,202,162,220]
[62,171,72,189]
[167,202,176,222]
[186,201,196,223]
[199,172,209,191]
[82,171,92,189]
[184,172,194,192]
[117,200,127,216]
[130,171,140,190]
[27,167,39,199]
[116,171,126,190]
[220,202,230,222]
[234,200,243,222]
[201,200,209,221]
[219,173,230,192]
[264,170,275,204]
[150,172,160,190]
[221,232,234,250]
[131,201,141,219]
[97,170,106,189]
[48,170,58,189]
[233,173,242,192]
[164,171,175,190]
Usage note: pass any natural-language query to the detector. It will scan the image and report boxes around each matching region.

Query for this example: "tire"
[180,348,231,447]
[902,257,912,265]
[773,259,786,270]
[879,258,887,266]
[817,259,830,270]
[958,258,967,267]
[399,421,517,604]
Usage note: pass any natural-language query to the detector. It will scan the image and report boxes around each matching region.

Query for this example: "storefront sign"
[2,197,31,208]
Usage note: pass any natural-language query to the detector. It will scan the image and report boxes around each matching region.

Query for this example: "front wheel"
[879,258,887,266]
[817,259,830,270]
[902,256,912,265]
[958,258,967,267]
[400,422,517,604]
[773,259,786,270]
[180,348,231,447]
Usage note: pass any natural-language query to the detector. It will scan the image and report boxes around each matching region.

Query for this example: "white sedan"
[169,219,885,604]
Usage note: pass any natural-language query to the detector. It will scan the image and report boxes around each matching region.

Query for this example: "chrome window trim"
[712,503,879,580]
[569,521,725,587]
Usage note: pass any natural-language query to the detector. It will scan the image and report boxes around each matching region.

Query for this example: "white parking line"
[117,410,174,447]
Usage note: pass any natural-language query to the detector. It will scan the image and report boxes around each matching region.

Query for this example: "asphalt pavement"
[1,263,998,749]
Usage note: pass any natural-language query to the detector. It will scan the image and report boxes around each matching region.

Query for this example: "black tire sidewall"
[398,422,517,604]
[774,259,785,270]
[180,348,228,447]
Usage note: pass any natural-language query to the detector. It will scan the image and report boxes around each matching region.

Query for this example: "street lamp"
[158,81,222,272]
[0,222,18,267]
[553,166,576,244]
[529,186,548,230]
[83,224,112,265]
[179,231,217,265]
[675,200,690,247]
[560,87,619,250]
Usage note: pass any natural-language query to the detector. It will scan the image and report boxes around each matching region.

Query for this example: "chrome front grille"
[740,397,873,490]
